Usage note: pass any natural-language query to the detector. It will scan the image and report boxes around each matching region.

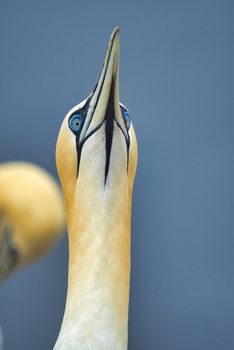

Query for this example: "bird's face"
[56,28,137,212]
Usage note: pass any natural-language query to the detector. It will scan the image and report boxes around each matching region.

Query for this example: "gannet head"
[56,27,138,212]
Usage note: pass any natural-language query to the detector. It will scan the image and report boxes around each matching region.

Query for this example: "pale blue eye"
[121,108,131,130]
[69,113,84,133]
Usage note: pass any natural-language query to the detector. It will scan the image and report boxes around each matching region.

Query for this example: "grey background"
[0,0,233,349]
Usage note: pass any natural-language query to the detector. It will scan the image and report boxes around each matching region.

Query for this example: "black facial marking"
[68,96,91,175]
[68,85,131,180]
[104,79,115,184]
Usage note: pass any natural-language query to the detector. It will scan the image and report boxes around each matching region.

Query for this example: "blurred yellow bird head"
[0,162,65,281]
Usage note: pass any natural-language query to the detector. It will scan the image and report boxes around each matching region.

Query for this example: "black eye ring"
[68,113,85,134]
[120,106,131,130]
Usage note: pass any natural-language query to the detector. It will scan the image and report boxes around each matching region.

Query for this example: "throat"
[54,192,131,350]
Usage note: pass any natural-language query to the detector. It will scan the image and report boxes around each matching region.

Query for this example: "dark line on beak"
[76,32,118,166]
[92,30,118,102]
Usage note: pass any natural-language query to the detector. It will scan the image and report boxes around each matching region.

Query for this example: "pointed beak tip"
[110,27,120,44]
[84,26,126,141]
[113,26,120,34]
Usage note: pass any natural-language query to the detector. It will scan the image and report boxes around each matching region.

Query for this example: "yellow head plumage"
[56,28,137,217]
[0,162,65,281]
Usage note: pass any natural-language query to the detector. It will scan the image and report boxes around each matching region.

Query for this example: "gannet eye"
[69,113,85,134]
[120,106,131,130]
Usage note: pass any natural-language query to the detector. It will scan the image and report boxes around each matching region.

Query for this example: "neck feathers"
[54,181,132,350]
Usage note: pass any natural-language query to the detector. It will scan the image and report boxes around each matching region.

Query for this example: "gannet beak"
[80,27,128,142]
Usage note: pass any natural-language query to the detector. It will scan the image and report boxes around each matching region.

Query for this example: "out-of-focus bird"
[0,161,65,281]
[54,27,137,350]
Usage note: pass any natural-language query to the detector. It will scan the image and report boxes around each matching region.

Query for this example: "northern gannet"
[54,27,137,350]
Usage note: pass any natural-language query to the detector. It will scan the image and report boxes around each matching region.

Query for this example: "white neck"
[54,181,132,350]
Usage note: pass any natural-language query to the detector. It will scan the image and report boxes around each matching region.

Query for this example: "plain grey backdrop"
[0,0,233,349]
